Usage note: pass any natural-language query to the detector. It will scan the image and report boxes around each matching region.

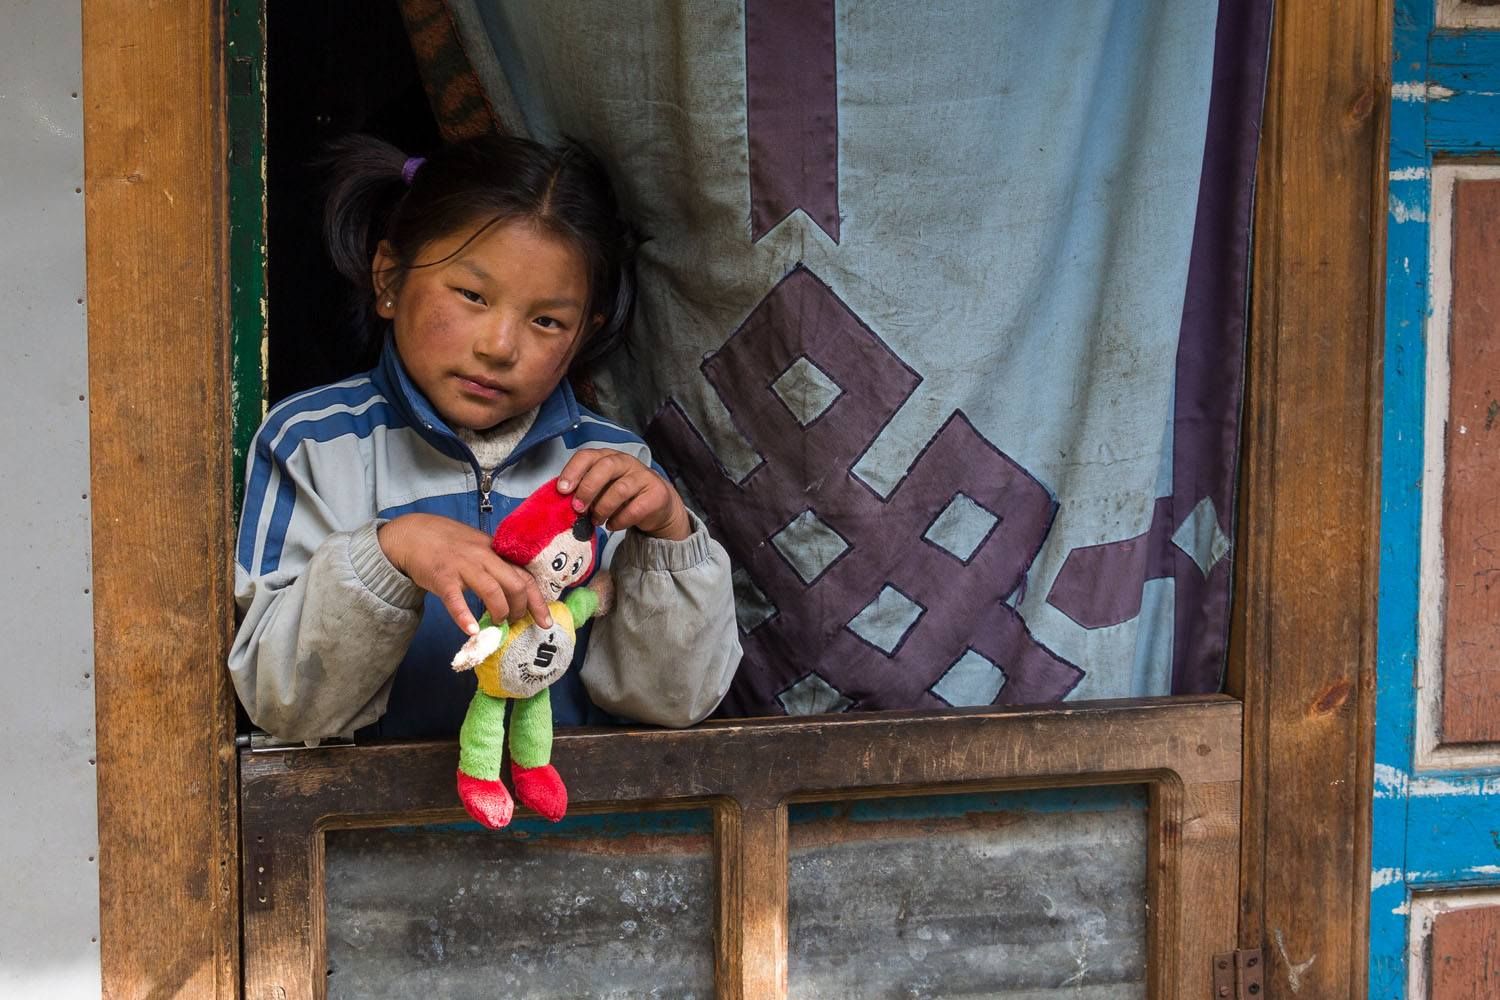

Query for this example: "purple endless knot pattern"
[648,266,1083,716]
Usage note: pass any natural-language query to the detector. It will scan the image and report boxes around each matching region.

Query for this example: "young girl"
[230,133,740,747]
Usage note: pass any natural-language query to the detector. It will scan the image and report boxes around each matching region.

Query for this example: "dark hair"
[320,133,638,371]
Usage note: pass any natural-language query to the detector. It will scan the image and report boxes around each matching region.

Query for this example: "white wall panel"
[0,0,100,994]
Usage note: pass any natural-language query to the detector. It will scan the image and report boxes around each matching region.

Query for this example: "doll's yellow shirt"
[474,600,576,699]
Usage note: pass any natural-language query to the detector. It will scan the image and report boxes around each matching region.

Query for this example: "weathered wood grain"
[81,0,239,996]
[1441,178,1500,746]
[1233,0,1387,995]
[721,802,788,999]
[241,696,1240,1000]
[1431,903,1500,997]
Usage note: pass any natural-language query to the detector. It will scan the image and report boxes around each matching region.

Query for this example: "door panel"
[1427,898,1500,997]
[1435,178,1500,745]
[1374,2,1500,993]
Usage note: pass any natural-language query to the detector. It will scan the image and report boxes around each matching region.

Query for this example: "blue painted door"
[1374,1,1500,994]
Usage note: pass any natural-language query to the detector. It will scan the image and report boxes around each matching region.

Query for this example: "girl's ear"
[372,241,398,319]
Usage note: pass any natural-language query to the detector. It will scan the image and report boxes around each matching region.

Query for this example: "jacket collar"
[373,336,582,468]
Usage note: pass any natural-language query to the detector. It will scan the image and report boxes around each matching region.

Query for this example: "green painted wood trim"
[226,0,267,513]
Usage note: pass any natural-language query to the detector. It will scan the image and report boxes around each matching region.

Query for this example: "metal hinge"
[1212,949,1264,999]
[239,731,356,752]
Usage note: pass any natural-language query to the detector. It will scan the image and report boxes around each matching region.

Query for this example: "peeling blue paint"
[1371,2,1433,995]
[1430,31,1500,150]
[1373,7,1500,996]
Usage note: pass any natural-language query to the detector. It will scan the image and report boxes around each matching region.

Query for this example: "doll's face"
[524,529,594,599]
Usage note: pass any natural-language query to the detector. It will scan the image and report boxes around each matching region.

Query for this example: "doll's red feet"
[512,763,568,822]
[457,769,513,829]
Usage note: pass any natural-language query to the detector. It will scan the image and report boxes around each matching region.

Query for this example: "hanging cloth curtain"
[401,0,1272,717]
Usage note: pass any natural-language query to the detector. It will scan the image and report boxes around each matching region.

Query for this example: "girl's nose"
[475,315,521,365]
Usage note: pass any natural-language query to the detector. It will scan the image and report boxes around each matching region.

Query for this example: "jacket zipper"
[478,467,495,514]
[472,417,579,519]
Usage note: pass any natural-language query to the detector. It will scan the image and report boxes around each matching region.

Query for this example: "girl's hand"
[556,449,692,541]
[378,513,552,634]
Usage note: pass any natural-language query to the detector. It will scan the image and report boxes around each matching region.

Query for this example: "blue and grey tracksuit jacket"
[231,340,741,742]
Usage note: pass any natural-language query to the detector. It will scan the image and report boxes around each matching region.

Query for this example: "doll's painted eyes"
[571,557,583,577]
[551,553,566,572]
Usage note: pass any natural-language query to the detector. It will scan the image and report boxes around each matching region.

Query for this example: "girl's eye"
[456,288,486,305]
[551,553,567,572]
[534,315,566,331]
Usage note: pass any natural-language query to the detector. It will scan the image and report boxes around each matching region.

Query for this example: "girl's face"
[374,218,593,431]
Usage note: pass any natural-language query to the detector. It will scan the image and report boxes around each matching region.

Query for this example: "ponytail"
[318,135,411,365]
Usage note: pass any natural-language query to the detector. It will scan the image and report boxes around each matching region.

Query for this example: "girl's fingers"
[568,453,628,511]
[521,576,552,628]
[468,569,512,631]
[555,449,604,494]
[437,584,480,636]
[498,564,552,628]
[591,476,645,527]
[557,450,688,536]
[603,490,657,532]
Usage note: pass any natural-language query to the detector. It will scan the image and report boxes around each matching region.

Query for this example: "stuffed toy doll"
[450,478,614,829]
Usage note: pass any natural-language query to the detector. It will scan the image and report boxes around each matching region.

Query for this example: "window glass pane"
[325,809,714,999]
[788,786,1148,999]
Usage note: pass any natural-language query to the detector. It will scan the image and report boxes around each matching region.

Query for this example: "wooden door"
[1373,1,1500,994]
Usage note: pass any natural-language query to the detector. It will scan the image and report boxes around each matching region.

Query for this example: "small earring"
[384,299,393,308]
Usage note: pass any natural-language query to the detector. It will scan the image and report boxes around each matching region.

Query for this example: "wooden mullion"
[716,800,789,999]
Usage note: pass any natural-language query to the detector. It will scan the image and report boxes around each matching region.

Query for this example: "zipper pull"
[478,468,495,514]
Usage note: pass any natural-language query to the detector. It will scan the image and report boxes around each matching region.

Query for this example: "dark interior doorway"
[265,0,440,403]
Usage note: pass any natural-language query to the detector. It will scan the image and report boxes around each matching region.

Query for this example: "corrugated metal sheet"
[787,788,1147,998]
[325,810,715,998]
[324,788,1146,998]
[0,0,100,994]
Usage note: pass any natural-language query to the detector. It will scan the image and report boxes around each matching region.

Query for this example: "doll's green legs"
[456,686,552,776]
[458,691,507,780]
[508,687,552,767]
[456,688,567,825]
[456,691,512,828]
[510,688,568,822]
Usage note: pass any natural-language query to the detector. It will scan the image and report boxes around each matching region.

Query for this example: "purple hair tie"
[401,156,426,186]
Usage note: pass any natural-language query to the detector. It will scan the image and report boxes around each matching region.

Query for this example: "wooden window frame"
[241,697,1239,999]
[82,1,1387,997]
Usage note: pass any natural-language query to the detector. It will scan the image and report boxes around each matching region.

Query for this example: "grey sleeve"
[579,514,742,727]
[230,520,424,742]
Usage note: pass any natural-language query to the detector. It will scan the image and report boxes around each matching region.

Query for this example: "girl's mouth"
[456,375,504,399]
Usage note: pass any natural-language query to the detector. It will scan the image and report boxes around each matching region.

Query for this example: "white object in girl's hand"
[451,625,503,672]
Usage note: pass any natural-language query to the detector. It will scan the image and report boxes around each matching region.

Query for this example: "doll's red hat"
[493,478,596,575]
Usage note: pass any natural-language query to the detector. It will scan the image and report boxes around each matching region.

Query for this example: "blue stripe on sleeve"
[248,401,399,575]
[562,419,645,449]
[238,378,381,568]
[237,431,277,569]
[260,377,375,438]
[258,474,301,574]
